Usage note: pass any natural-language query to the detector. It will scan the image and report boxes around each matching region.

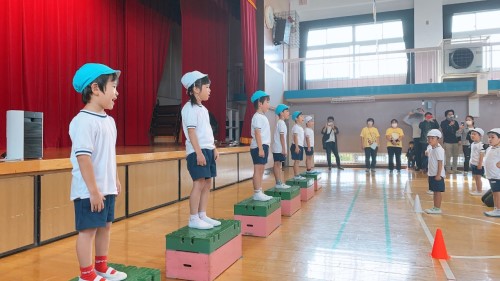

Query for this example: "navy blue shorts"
[187,149,217,180]
[428,176,445,192]
[290,144,304,161]
[273,153,286,162]
[74,194,116,231]
[305,147,314,156]
[251,144,269,165]
[490,179,500,192]
[470,165,485,176]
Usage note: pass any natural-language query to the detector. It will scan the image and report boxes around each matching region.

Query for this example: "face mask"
[466,120,473,126]
[425,115,433,120]
[391,123,397,128]
[447,115,454,121]
[367,121,373,126]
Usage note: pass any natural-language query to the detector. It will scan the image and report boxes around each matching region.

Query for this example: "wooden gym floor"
[1,168,499,280]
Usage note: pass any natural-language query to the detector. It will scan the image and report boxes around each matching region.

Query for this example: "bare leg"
[293,160,299,176]
[494,192,500,209]
[273,161,281,184]
[95,223,112,256]
[198,178,212,212]
[434,192,442,208]
[253,164,265,191]
[190,179,206,215]
[76,228,98,268]
[475,175,483,192]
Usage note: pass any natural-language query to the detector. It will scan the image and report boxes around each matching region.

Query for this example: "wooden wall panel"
[238,152,254,181]
[214,154,238,188]
[115,166,126,219]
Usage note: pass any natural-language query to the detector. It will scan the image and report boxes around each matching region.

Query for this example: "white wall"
[414,0,444,48]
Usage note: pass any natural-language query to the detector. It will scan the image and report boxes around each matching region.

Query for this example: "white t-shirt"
[427,144,446,177]
[484,146,500,179]
[292,124,304,147]
[305,127,315,147]
[326,126,336,142]
[251,112,271,148]
[272,119,287,153]
[470,142,485,166]
[181,102,215,155]
[69,110,117,200]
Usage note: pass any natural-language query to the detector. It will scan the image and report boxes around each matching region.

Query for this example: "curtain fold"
[239,0,258,141]
[181,0,229,142]
[0,0,170,149]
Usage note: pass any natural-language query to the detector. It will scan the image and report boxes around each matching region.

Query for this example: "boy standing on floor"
[291,111,305,179]
[484,128,500,217]
[250,91,273,201]
[424,129,446,214]
[304,116,316,173]
[469,128,486,196]
[70,63,127,281]
[272,104,291,189]
[180,71,221,230]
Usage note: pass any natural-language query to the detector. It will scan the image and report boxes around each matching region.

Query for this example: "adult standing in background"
[321,116,344,170]
[360,118,380,173]
[403,108,424,170]
[385,119,404,173]
[419,112,439,172]
[457,115,475,175]
[441,109,460,174]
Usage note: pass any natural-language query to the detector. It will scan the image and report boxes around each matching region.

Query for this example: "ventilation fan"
[443,43,484,74]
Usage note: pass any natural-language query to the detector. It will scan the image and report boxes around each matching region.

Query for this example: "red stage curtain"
[180,0,229,143]
[0,0,170,149]
[124,0,171,145]
[240,0,258,141]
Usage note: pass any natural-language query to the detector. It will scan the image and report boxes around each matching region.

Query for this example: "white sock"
[254,188,262,193]
[199,211,207,218]
[190,214,199,221]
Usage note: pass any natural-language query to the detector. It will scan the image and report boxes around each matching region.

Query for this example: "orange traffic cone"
[431,228,450,260]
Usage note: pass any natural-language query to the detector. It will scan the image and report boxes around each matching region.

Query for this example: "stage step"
[233,196,281,217]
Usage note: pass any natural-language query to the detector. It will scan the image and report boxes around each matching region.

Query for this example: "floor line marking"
[382,182,392,259]
[332,184,362,250]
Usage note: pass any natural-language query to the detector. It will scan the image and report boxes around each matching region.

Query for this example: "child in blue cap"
[70,63,127,281]
[291,111,305,179]
[180,70,221,229]
[250,90,273,201]
[272,104,291,189]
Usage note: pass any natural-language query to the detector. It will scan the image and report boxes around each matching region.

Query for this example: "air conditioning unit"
[443,43,484,74]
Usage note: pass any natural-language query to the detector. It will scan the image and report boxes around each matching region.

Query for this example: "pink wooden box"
[234,208,281,237]
[300,185,314,201]
[280,195,301,216]
[313,180,322,191]
[166,234,242,281]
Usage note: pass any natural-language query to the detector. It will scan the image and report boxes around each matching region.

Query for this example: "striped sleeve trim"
[187,125,196,128]
[75,150,92,156]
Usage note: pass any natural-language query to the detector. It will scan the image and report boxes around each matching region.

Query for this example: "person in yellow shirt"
[386,119,405,174]
[360,118,380,172]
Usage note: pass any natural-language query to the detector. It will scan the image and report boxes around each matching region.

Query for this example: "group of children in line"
[423,127,500,217]
[67,65,500,280]
[248,90,316,202]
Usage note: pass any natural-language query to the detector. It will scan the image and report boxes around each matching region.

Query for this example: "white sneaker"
[253,191,273,201]
[276,183,290,189]
[427,190,434,195]
[484,209,500,217]
[294,175,306,180]
[469,191,483,196]
[425,207,442,214]
[188,217,214,230]
[200,216,221,226]
[95,267,127,281]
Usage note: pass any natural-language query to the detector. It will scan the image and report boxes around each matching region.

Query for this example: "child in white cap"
[304,116,316,173]
[468,128,486,196]
[425,129,446,214]
[180,70,221,229]
[250,90,273,201]
[70,63,127,281]
[484,128,500,217]
[291,111,305,179]
[272,104,291,189]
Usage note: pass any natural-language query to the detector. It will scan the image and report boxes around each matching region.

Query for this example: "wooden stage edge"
[0,145,250,176]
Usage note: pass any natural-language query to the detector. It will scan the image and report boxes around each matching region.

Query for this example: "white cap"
[181,71,207,89]
[427,129,442,138]
[304,116,313,123]
[470,128,484,136]
[488,128,500,136]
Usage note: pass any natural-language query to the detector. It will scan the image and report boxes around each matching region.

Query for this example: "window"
[305,20,406,80]
[452,9,500,69]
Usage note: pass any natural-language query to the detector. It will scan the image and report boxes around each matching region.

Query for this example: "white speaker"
[6,110,43,160]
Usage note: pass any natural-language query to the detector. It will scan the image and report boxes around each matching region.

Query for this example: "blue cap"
[292,111,302,121]
[250,90,269,103]
[275,104,289,115]
[73,63,120,93]
[181,70,208,90]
